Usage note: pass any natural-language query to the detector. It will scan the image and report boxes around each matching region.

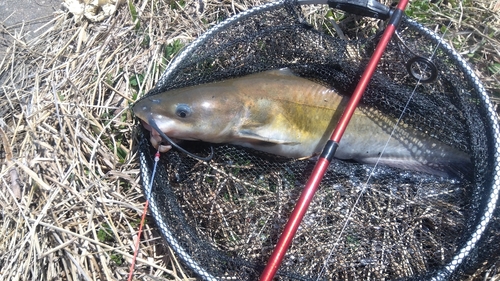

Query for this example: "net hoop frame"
[137,1,500,280]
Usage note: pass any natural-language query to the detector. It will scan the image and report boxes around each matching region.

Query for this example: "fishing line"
[147,116,214,161]
[128,150,160,281]
[317,76,422,280]
[316,15,458,280]
[259,3,411,279]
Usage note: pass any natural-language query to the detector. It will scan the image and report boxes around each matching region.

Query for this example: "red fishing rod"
[259,0,410,280]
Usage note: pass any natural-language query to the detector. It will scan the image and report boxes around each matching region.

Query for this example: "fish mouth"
[139,116,214,161]
[140,119,186,143]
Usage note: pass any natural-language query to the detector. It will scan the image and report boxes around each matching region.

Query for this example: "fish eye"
[175,104,192,118]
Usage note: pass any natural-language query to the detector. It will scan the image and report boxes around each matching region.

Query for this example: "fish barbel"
[133,68,471,177]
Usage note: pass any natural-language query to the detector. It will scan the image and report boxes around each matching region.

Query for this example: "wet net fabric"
[137,0,500,280]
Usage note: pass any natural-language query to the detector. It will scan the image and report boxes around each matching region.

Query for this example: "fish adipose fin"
[237,129,300,146]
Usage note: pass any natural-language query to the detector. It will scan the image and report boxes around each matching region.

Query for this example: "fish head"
[132,84,242,143]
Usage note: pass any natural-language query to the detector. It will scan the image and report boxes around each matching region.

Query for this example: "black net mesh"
[136,1,500,280]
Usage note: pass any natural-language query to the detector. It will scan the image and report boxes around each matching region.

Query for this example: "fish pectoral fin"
[266,68,296,77]
[237,129,300,146]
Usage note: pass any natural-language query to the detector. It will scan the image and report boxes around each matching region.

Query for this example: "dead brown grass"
[411,0,500,108]
[0,0,217,279]
[0,0,498,280]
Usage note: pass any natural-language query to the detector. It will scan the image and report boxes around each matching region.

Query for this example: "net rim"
[403,17,500,281]
[137,1,500,280]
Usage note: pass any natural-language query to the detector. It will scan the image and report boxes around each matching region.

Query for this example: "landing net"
[137,0,500,279]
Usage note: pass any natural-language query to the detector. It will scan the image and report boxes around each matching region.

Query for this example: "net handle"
[259,1,410,280]
[298,0,392,19]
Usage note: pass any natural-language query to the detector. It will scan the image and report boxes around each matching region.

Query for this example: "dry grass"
[406,0,500,106]
[0,0,499,280]
[0,0,223,279]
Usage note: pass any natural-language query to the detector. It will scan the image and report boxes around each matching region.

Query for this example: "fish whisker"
[147,116,214,161]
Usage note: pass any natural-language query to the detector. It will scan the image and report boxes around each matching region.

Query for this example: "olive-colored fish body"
[133,68,471,177]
